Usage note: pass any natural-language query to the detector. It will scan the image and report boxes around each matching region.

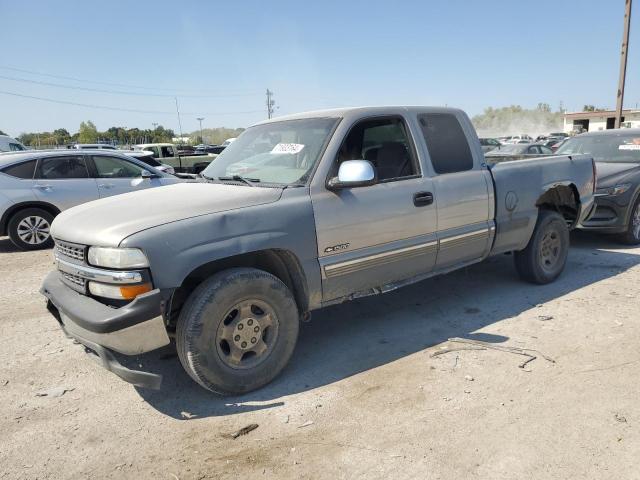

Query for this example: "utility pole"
[615,0,632,128]
[174,97,184,143]
[197,117,205,145]
[152,122,158,130]
[266,89,275,119]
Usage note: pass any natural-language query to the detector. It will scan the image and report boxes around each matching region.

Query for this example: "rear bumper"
[40,270,170,389]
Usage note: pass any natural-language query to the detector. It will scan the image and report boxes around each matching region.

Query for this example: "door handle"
[98,183,115,189]
[413,191,434,207]
[35,184,52,191]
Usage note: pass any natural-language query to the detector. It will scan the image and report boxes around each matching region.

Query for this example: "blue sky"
[0,0,638,136]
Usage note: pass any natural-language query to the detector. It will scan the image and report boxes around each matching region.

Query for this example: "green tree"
[78,121,98,143]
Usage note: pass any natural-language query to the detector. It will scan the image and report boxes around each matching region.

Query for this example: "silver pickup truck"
[40,107,596,394]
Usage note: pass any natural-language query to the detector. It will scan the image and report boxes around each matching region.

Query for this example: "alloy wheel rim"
[539,229,561,272]
[16,216,50,245]
[215,299,279,370]
[632,203,640,239]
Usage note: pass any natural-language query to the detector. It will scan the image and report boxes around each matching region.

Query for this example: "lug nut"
[251,337,257,343]
[247,319,253,326]
[235,335,240,341]
[241,341,247,348]
[254,326,259,332]
[238,324,244,330]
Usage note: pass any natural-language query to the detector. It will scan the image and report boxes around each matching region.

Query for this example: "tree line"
[12,121,244,148]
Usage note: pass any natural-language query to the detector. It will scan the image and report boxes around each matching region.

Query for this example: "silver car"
[0,150,180,250]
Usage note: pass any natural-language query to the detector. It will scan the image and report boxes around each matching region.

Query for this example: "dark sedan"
[556,129,640,244]
[484,143,554,163]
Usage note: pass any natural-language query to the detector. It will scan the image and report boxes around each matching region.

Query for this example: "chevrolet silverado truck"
[41,107,596,395]
[134,143,216,173]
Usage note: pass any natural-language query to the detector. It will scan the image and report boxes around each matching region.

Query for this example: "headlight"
[87,247,149,268]
[596,183,632,196]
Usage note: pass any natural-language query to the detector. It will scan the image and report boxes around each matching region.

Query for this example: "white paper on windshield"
[271,143,305,154]
[619,144,640,150]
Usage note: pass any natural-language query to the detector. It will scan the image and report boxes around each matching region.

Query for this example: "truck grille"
[55,241,86,262]
[60,271,87,293]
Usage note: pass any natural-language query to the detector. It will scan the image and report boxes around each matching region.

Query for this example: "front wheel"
[176,267,300,395]
[617,196,640,245]
[514,210,569,284]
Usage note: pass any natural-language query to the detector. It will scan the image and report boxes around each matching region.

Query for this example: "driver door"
[89,154,161,198]
[311,116,438,302]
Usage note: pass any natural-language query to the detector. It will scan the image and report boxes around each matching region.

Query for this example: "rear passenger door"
[417,113,493,269]
[89,155,165,198]
[33,155,99,210]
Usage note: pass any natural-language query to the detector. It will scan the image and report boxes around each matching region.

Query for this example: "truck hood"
[596,162,640,188]
[51,183,283,247]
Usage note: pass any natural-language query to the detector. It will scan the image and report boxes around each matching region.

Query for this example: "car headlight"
[597,183,632,196]
[87,247,149,269]
[88,281,152,300]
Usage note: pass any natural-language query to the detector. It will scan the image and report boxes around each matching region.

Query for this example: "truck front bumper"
[40,271,171,389]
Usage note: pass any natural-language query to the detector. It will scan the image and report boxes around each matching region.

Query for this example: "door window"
[418,113,473,174]
[540,146,553,155]
[336,117,418,182]
[143,146,160,158]
[92,155,145,178]
[36,156,89,179]
[161,146,175,157]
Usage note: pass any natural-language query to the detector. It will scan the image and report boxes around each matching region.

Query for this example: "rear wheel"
[176,267,299,395]
[7,208,54,250]
[617,197,640,245]
[514,210,569,284]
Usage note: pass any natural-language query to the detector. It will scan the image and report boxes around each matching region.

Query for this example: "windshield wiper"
[218,175,260,187]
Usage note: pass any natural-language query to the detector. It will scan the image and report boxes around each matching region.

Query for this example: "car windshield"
[201,117,338,185]
[488,144,526,154]
[555,134,640,163]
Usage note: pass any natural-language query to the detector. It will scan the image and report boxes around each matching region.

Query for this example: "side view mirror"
[141,170,158,179]
[327,160,377,190]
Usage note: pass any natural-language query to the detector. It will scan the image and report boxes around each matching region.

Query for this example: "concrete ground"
[1,231,639,480]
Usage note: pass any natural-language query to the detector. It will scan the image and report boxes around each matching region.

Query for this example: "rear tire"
[176,267,299,395]
[617,196,640,245]
[514,210,569,284]
[7,208,54,250]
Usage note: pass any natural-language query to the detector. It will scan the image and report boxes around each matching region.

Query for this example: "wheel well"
[0,202,60,236]
[536,184,580,227]
[168,249,309,327]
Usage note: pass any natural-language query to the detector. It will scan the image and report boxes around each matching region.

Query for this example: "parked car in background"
[195,144,226,155]
[0,135,27,152]
[72,144,117,150]
[479,137,502,153]
[484,143,554,163]
[221,137,236,147]
[543,137,566,151]
[135,143,214,173]
[556,129,640,244]
[120,150,175,174]
[499,134,533,144]
[0,150,180,250]
[40,106,595,394]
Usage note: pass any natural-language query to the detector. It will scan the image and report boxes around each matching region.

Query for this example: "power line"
[0,89,264,116]
[0,73,261,98]
[0,65,260,96]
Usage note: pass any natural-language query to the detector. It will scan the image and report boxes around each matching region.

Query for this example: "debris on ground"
[223,424,259,439]
[35,387,74,398]
[432,337,555,370]
[180,411,197,419]
[537,315,554,321]
[282,415,290,424]
[615,413,627,423]
[465,375,474,381]
[298,420,314,428]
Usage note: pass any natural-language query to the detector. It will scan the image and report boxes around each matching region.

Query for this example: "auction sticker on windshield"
[619,144,640,150]
[271,143,305,154]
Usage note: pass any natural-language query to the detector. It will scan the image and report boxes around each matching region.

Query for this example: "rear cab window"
[160,146,175,157]
[1,160,37,179]
[417,113,474,174]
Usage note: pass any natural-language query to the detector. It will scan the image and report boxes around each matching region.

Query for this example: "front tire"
[176,268,300,395]
[514,210,569,284]
[7,208,54,250]
[617,196,640,245]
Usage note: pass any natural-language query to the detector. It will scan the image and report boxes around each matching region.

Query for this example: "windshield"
[487,144,526,154]
[556,134,640,163]
[201,117,338,185]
